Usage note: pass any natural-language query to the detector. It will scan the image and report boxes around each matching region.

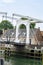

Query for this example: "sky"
[0,0,43,30]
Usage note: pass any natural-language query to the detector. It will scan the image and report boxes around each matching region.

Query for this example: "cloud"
[2,0,15,3]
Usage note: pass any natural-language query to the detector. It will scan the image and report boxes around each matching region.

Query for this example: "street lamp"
[6,35,10,44]
[0,12,7,21]
[5,12,7,20]
[12,13,14,22]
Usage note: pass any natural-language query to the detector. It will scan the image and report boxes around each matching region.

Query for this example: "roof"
[41,31,43,36]
[29,28,43,42]
[35,28,43,41]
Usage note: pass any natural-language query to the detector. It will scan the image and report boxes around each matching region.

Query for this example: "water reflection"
[0,59,4,65]
[0,55,42,65]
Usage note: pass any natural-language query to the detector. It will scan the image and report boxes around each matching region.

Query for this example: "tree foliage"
[0,20,14,30]
[21,17,28,20]
[30,23,35,29]
[19,24,26,29]
[19,23,35,29]
[0,30,3,35]
[21,17,35,29]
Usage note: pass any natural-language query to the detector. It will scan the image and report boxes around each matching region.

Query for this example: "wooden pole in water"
[42,53,43,65]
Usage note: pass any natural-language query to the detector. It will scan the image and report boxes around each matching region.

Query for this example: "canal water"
[0,55,42,65]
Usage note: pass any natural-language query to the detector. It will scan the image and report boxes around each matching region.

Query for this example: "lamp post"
[0,12,7,21]
[5,12,7,20]
[6,35,10,44]
[12,13,14,22]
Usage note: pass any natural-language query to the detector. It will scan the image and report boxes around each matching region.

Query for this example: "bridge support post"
[15,19,30,45]
[26,22,30,45]
[15,24,19,42]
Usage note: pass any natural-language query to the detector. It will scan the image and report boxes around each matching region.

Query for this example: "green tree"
[21,17,35,29]
[21,17,28,20]
[19,24,26,29]
[0,20,14,30]
[30,23,35,29]
[19,23,35,29]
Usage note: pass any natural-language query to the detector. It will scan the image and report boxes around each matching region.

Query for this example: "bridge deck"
[0,41,25,46]
[0,41,43,48]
